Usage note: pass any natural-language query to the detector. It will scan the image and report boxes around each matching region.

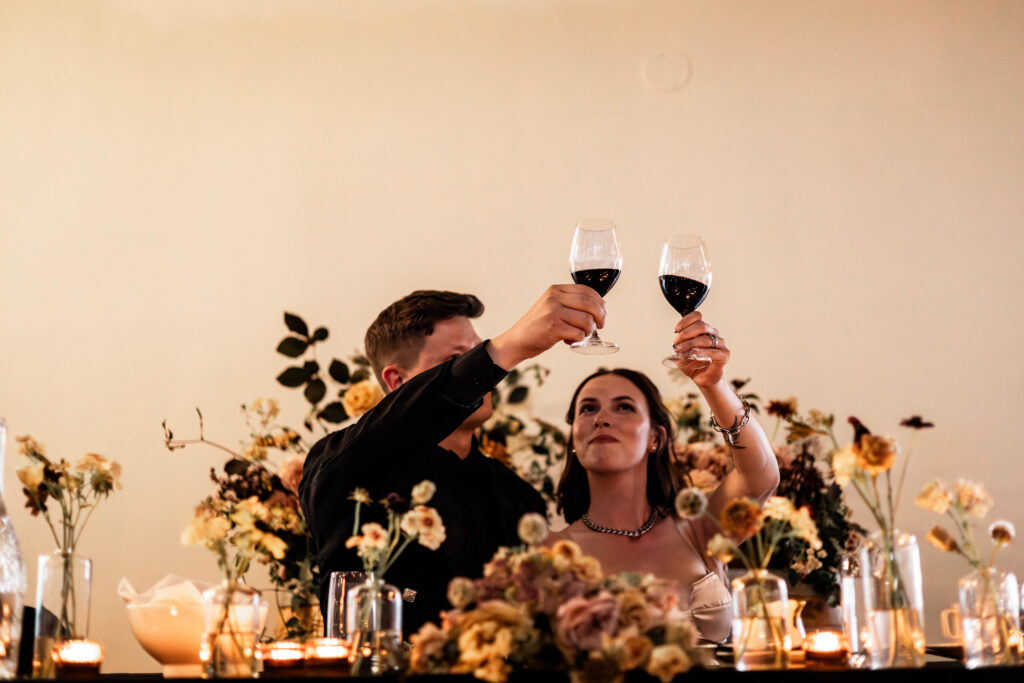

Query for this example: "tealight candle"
[51,640,103,678]
[804,630,848,665]
[304,637,350,674]
[261,641,306,671]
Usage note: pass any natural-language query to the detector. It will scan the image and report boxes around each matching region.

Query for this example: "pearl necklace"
[581,508,661,538]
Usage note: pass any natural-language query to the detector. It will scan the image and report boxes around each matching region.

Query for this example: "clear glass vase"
[0,419,26,680]
[345,575,403,676]
[840,550,869,668]
[859,529,926,669]
[200,579,261,679]
[730,569,790,671]
[32,551,92,679]
[958,567,1020,668]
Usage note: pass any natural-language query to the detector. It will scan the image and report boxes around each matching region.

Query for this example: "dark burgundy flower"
[900,416,934,430]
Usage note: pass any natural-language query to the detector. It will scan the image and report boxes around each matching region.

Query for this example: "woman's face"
[571,373,658,476]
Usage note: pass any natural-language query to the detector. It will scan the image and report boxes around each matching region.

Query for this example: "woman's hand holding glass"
[671,312,729,388]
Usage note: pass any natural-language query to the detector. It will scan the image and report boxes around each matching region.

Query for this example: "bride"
[549,312,779,643]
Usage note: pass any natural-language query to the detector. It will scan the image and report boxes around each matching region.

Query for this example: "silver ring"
[707,334,718,349]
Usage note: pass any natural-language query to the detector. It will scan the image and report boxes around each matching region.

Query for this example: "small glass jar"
[958,567,1020,668]
[731,569,790,671]
[33,551,92,679]
[200,580,261,679]
[345,575,403,676]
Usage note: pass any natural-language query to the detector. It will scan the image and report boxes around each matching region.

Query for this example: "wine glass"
[569,218,622,355]
[659,234,712,368]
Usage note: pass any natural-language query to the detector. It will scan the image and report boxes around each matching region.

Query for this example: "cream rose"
[341,380,384,419]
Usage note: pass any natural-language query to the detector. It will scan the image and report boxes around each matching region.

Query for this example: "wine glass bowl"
[659,234,712,368]
[569,218,622,355]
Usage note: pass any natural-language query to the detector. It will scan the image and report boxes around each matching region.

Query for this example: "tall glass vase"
[200,580,261,679]
[345,575,403,676]
[859,530,925,669]
[0,419,26,680]
[32,551,92,679]
[730,569,790,671]
[958,568,1020,668]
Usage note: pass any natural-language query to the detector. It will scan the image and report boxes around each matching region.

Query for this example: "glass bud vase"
[730,569,790,671]
[958,568,1020,668]
[0,419,26,680]
[345,575,403,676]
[32,551,92,679]
[859,530,926,669]
[200,580,261,679]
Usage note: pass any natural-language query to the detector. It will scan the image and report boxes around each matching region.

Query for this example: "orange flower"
[719,498,763,538]
[855,434,897,476]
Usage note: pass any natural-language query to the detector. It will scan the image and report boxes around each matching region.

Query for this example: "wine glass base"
[662,351,711,369]
[570,340,619,355]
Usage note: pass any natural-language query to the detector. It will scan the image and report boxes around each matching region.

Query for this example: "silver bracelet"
[709,397,751,449]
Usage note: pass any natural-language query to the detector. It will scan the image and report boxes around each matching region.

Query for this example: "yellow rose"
[341,380,384,419]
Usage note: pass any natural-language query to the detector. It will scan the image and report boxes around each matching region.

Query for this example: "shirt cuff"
[444,341,508,407]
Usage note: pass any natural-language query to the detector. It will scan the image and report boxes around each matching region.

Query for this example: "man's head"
[365,290,485,393]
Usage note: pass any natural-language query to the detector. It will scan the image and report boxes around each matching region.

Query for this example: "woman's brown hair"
[555,368,684,524]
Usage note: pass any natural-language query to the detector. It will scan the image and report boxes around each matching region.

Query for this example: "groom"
[299,285,606,632]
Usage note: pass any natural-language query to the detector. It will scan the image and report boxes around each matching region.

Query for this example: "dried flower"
[411,480,437,505]
[766,398,798,420]
[645,644,692,683]
[989,520,1015,545]
[706,533,735,563]
[16,461,45,490]
[953,479,993,519]
[555,591,621,651]
[719,498,763,538]
[855,434,897,476]
[831,445,858,486]
[401,505,447,550]
[916,479,953,515]
[516,512,548,545]
[673,487,708,518]
[341,379,383,419]
[279,455,304,495]
[927,526,960,553]
[446,576,476,609]
[900,416,934,429]
[687,468,720,492]
[349,488,372,504]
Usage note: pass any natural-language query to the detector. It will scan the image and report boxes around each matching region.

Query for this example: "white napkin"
[118,575,211,605]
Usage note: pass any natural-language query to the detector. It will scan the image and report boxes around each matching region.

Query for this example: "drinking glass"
[325,571,365,640]
[659,234,712,368]
[568,218,621,355]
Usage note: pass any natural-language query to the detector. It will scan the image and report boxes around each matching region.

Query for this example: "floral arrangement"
[345,480,447,575]
[408,515,710,683]
[917,478,1013,568]
[16,435,123,552]
[166,399,320,639]
[674,489,823,576]
[668,389,861,605]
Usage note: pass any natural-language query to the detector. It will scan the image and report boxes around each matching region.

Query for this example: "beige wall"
[2,0,1023,672]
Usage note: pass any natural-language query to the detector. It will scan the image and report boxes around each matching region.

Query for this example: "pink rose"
[280,456,304,494]
[555,590,620,651]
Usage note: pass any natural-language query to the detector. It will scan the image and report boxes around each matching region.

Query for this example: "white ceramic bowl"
[126,602,206,678]
[127,600,271,677]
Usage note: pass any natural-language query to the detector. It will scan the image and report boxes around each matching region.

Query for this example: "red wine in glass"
[569,219,622,355]
[660,235,712,368]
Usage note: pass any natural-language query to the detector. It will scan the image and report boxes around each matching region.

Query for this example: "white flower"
[916,479,953,515]
[706,534,735,563]
[516,513,549,545]
[953,479,993,519]
[674,487,708,518]
[401,506,447,550]
[411,480,437,505]
[831,445,858,486]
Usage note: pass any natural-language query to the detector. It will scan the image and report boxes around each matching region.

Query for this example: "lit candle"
[304,637,350,672]
[261,641,306,671]
[51,640,104,678]
[804,630,848,665]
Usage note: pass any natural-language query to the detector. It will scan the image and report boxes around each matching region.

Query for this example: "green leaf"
[312,327,329,342]
[276,336,309,358]
[304,379,327,405]
[508,386,529,404]
[284,312,309,337]
[277,367,308,387]
[328,360,350,383]
[318,402,348,423]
